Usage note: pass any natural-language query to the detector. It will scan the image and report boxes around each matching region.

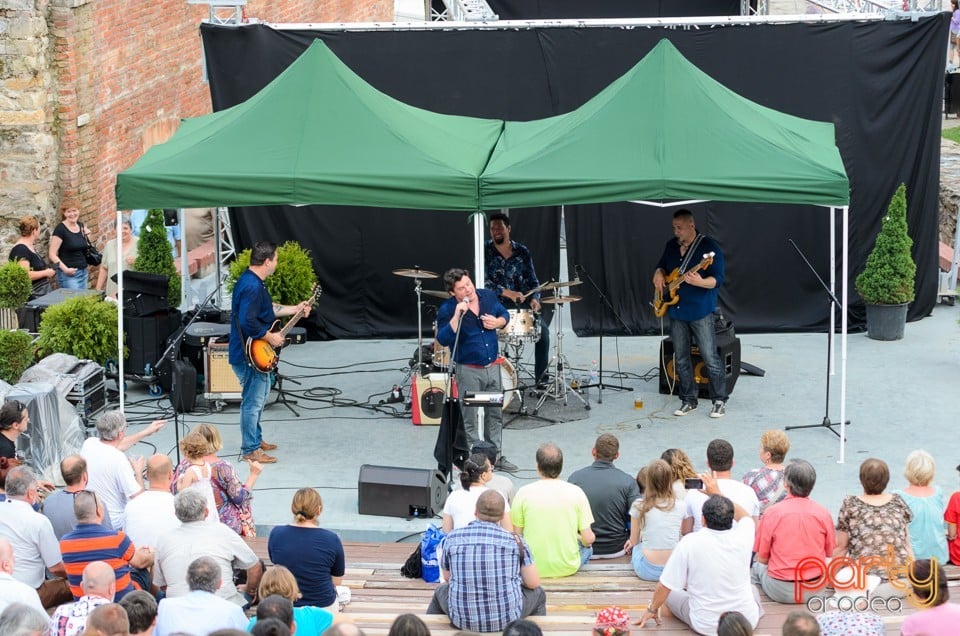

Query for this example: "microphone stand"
[152,284,221,463]
[784,239,850,439]
[575,264,633,404]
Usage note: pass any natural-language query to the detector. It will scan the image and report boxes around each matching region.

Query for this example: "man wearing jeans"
[652,209,727,418]
[229,241,312,464]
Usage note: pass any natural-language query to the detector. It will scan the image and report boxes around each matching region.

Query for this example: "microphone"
[574,264,582,283]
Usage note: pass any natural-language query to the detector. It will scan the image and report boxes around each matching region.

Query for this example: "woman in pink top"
[900,559,960,635]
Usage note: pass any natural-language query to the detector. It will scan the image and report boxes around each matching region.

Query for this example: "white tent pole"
[117,210,125,414]
[829,207,836,375]
[473,212,485,438]
[839,204,849,464]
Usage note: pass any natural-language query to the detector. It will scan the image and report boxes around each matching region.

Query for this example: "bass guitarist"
[652,209,727,419]
[230,241,312,464]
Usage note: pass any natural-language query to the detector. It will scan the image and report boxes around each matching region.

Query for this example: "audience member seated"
[0,538,44,615]
[388,613,431,636]
[892,450,948,564]
[834,457,912,598]
[50,561,117,636]
[81,410,166,529]
[782,610,820,636]
[83,603,130,636]
[511,442,595,577]
[172,429,220,524]
[43,455,114,540]
[60,489,153,600]
[502,618,543,636]
[249,565,344,634]
[0,602,51,636]
[684,439,760,534]
[252,595,297,635]
[635,477,761,635]
[660,448,699,500]
[900,558,960,635]
[0,466,72,608]
[252,616,292,636]
[751,459,835,604]
[269,487,345,613]
[468,441,514,503]
[0,401,56,495]
[118,590,157,636]
[172,423,262,536]
[627,459,683,581]
[154,489,261,604]
[741,430,790,514]
[568,434,640,559]
[323,624,367,636]
[155,556,248,636]
[428,490,545,632]
[593,606,630,636]
[717,610,753,636]
[442,453,512,533]
[815,610,882,635]
[946,462,960,565]
[122,454,178,548]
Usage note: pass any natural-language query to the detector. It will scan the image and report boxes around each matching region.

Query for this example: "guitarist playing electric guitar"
[652,209,728,420]
[229,241,314,464]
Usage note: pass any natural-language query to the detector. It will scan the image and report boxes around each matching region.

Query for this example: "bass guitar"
[245,284,321,374]
[652,252,715,317]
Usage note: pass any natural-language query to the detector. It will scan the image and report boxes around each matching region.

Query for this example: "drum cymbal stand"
[503,338,556,425]
[534,291,590,412]
[392,267,440,377]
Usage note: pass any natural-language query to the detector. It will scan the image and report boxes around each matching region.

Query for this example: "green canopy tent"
[479,39,849,208]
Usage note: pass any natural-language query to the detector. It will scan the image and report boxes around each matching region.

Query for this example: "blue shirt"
[442,520,534,633]
[485,240,541,302]
[248,606,334,634]
[655,234,724,322]
[268,525,345,608]
[229,268,275,366]
[436,289,509,366]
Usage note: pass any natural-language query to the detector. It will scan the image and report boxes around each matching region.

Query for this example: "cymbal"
[541,280,583,291]
[393,267,438,279]
[422,290,449,299]
[541,295,582,304]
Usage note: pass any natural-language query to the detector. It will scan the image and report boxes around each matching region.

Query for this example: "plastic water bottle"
[589,360,599,398]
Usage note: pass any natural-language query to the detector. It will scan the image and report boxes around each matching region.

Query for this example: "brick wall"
[1,0,393,256]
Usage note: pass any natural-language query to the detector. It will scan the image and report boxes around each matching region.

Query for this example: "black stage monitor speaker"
[169,359,197,413]
[659,334,741,398]
[358,465,448,519]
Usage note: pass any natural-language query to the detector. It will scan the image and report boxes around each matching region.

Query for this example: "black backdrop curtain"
[202,16,945,338]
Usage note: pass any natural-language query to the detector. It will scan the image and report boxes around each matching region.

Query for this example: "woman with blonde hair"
[172,423,262,536]
[247,565,342,634]
[626,459,684,581]
[9,216,56,300]
[741,429,790,513]
[893,450,947,564]
[660,448,697,499]
[174,429,220,524]
[268,488,346,613]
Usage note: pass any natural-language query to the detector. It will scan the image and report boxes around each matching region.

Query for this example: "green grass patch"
[943,127,960,144]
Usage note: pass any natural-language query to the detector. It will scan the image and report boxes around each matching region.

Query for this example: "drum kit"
[393,265,588,418]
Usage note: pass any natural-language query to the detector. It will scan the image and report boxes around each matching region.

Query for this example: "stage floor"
[113,295,960,542]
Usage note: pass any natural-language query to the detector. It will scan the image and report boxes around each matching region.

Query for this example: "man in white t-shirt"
[0,538,45,616]
[635,477,762,635]
[80,410,166,530]
[123,454,179,548]
[682,438,760,534]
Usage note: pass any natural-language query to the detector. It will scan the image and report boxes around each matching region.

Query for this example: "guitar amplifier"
[204,342,242,401]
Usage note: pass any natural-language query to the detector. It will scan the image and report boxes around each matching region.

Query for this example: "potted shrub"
[36,295,120,364]
[854,183,916,341]
[0,261,32,329]
[132,208,181,305]
[226,240,318,305]
[0,329,34,384]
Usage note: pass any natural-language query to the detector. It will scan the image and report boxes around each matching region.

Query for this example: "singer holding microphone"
[436,268,517,473]
[485,213,550,386]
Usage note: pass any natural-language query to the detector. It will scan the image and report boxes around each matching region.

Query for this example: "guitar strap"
[678,233,705,275]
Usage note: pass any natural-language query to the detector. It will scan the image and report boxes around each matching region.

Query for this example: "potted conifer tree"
[854,184,916,341]
[0,261,33,329]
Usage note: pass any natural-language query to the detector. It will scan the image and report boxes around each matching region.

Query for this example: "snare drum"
[500,358,518,410]
[498,309,540,344]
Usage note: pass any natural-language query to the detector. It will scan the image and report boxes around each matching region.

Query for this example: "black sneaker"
[495,457,519,473]
[673,402,697,417]
[710,401,726,418]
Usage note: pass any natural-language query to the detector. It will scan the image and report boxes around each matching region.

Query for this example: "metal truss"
[187,0,247,25]
[215,207,235,308]
[433,0,498,21]
[808,0,943,13]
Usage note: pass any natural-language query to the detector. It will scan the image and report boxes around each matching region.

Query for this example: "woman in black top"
[0,399,28,460]
[9,216,56,300]
[48,203,91,289]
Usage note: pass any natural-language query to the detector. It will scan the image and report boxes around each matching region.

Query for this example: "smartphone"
[684,477,704,490]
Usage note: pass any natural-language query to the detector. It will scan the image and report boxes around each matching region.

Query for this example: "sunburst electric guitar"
[652,252,715,317]
[245,284,321,374]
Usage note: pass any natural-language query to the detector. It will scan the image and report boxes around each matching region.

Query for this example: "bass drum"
[500,358,518,410]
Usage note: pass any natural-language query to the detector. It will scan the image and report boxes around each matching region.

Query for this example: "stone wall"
[0,0,393,258]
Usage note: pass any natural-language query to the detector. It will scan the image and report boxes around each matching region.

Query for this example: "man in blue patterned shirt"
[485,213,551,386]
[426,490,546,632]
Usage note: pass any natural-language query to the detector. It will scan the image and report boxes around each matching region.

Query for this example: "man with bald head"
[427,489,545,632]
[0,538,44,615]
[43,455,115,540]
[50,561,117,636]
[122,454,178,548]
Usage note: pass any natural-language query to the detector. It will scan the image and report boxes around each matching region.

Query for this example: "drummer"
[485,212,550,387]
